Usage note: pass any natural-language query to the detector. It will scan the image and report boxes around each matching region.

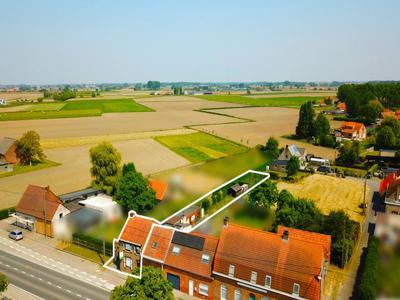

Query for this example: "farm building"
[13,185,70,237]
[0,137,18,172]
[228,183,248,197]
[335,121,366,140]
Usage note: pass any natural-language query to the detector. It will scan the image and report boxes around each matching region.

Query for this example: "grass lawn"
[62,98,152,113]
[0,159,60,178]
[154,132,248,163]
[87,219,126,243]
[197,94,325,108]
[61,243,110,265]
[25,103,66,111]
[0,109,102,121]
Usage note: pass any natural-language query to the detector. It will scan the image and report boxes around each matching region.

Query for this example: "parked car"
[318,166,331,173]
[9,229,23,241]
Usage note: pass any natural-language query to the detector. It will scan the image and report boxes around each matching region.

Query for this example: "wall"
[114,241,141,273]
[35,218,53,237]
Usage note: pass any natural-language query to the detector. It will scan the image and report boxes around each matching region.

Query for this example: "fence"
[72,235,113,257]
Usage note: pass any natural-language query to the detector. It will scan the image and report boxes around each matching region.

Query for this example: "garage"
[167,273,180,290]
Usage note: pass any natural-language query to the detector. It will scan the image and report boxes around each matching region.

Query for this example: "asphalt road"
[0,249,110,300]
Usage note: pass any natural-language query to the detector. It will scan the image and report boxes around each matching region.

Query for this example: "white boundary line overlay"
[103,169,270,280]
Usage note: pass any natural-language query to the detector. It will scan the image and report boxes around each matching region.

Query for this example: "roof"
[120,215,157,246]
[164,232,219,278]
[214,223,325,300]
[65,207,102,229]
[59,188,103,203]
[337,102,346,111]
[16,185,65,220]
[149,179,168,201]
[270,159,289,166]
[143,225,174,262]
[288,144,302,157]
[229,183,242,193]
[277,226,331,262]
[339,121,365,133]
[79,194,115,209]
[0,137,16,156]
[172,231,205,251]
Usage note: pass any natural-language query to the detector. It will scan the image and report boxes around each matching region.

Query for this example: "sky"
[0,0,399,84]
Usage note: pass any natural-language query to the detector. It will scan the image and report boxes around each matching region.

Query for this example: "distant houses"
[0,137,18,172]
[110,212,331,300]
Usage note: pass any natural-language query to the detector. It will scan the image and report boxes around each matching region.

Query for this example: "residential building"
[383,176,400,215]
[0,137,18,172]
[374,212,400,245]
[165,206,202,230]
[336,121,366,140]
[269,144,307,172]
[336,102,346,112]
[13,185,70,237]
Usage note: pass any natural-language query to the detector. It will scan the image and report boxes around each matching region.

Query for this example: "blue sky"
[0,0,399,84]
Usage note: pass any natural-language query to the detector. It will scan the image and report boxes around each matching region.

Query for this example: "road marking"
[47,281,52,285]
[38,277,43,281]
[77,294,82,298]
[57,285,62,289]
[66,289,72,293]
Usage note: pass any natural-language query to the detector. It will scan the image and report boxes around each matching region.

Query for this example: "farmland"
[197,94,327,108]
[154,132,247,163]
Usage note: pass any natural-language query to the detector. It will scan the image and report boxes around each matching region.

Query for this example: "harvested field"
[26,103,65,111]
[277,174,367,223]
[0,138,189,209]
[0,105,32,112]
[0,91,41,101]
[246,91,336,98]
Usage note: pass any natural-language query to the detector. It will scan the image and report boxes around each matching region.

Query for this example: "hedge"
[72,231,113,250]
[0,207,15,220]
[357,236,379,300]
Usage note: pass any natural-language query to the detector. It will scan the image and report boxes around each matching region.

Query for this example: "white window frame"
[229,264,235,277]
[152,241,158,249]
[199,283,209,296]
[234,288,242,300]
[124,257,132,270]
[293,283,300,296]
[124,243,132,252]
[220,284,227,300]
[265,275,272,288]
[172,245,181,254]
[250,271,257,284]
[201,253,210,264]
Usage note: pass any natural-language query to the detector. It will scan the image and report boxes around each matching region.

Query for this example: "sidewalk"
[0,218,125,291]
[3,284,43,300]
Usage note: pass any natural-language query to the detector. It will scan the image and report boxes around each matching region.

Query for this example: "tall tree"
[89,142,121,195]
[314,113,330,137]
[376,126,396,148]
[16,130,46,165]
[296,101,315,138]
[110,266,174,300]
[248,181,279,208]
[264,136,280,158]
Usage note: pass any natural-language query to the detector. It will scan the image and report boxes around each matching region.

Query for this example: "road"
[0,249,110,300]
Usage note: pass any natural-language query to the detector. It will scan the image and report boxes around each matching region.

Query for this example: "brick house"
[336,121,366,140]
[383,177,400,215]
[111,211,330,300]
[14,185,70,237]
[0,137,18,172]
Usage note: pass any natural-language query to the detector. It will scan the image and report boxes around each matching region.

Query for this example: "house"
[337,102,346,112]
[0,137,18,172]
[13,185,70,237]
[336,121,366,140]
[228,183,248,197]
[213,222,330,300]
[382,176,400,215]
[374,212,400,245]
[165,206,202,230]
[269,144,307,172]
[78,193,121,222]
[149,179,168,201]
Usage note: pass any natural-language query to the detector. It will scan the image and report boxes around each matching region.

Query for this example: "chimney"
[282,230,289,242]
[223,216,229,227]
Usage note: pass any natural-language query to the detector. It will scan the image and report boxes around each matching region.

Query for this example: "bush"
[357,236,379,300]
[319,134,335,148]
[201,199,210,212]
[0,207,15,220]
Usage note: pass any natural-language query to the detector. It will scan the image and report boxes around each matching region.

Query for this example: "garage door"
[167,273,180,290]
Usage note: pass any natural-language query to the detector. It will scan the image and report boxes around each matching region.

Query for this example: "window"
[134,246,141,255]
[199,283,209,296]
[250,271,257,284]
[293,283,300,296]
[59,213,63,219]
[201,253,210,264]
[152,241,158,249]
[229,264,235,277]
[261,298,270,300]
[172,246,181,254]
[234,288,241,300]
[125,257,132,269]
[220,284,227,300]
[265,275,272,288]
[124,243,132,252]
[249,294,256,300]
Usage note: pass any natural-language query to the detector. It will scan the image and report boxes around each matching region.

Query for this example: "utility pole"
[44,186,47,239]
[362,177,367,215]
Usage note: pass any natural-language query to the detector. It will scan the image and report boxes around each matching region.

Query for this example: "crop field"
[277,174,367,223]
[154,132,248,163]
[26,103,66,111]
[62,98,152,113]
[197,94,326,108]
[0,109,102,121]
[0,91,41,101]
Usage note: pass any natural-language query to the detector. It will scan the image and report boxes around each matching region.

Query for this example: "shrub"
[201,199,210,212]
[0,207,15,220]
[357,236,379,300]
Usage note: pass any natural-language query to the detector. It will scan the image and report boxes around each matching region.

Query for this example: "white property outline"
[104,169,270,279]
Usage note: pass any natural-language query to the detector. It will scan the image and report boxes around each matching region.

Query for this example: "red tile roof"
[164,232,219,279]
[143,225,174,262]
[337,102,346,111]
[214,223,325,300]
[339,121,365,134]
[16,185,64,220]
[149,179,168,201]
[120,215,156,246]
[277,226,331,262]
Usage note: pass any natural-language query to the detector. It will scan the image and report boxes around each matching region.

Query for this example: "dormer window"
[265,275,272,288]
[250,271,257,284]
[201,253,210,264]
[172,246,180,254]
[229,264,235,277]
[293,283,300,296]
[152,241,158,249]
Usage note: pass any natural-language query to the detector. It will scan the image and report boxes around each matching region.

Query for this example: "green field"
[0,98,152,121]
[154,132,248,163]
[197,94,325,108]
[0,159,60,179]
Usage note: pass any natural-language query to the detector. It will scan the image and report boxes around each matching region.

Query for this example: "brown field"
[0,91,42,101]
[192,106,336,160]
[246,91,336,99]
[0,138,189,210]
[277,174,367,223]
[0,105,32,112]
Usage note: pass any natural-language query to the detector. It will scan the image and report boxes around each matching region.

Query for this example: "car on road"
[9,229,23,241]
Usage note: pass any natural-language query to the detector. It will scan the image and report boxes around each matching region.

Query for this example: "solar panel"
[172,231,205,251]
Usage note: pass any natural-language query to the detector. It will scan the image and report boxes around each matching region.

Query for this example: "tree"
[0,273,8,294]
[319,134,335,148]
[286,156,300,176]
[122,162,136,176]
[380,117,400,138]
[296,101,315,138]
[201,199,210,212]
[90,142,121,194]
[263,136,280,158]
[376,126,396,148]
[314,113,330,137]
[357,237,379,300]
[336,141,360,166]
[324,97,333,105]
[360,100,383,124]
[248,181,278,208]
[114,163,157,212]
[110,266,174,300]
[16,130,46,165]
[146,81,161,90]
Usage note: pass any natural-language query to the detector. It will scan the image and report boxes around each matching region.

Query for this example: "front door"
[188,280,194,296]
[167,273,180,290]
